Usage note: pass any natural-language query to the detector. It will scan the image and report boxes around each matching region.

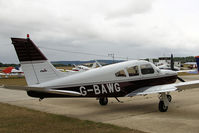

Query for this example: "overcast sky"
[0,0,199,63]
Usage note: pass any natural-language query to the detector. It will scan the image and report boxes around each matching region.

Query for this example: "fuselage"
[28,60,177,98]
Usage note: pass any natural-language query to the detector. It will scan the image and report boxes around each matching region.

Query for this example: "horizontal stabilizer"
[3,85,47,92]
[48,89,81,96]
[3,85,81,96]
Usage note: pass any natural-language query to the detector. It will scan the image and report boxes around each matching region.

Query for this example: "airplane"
[72,64,90,71]
[157,54,180,71]
[10,67,24,76]
[157,54,199,73]
[72,61,102,72]
[1,66,24,77]
[181,56,199,74]
[0,72,5,78]
[57,61,101,73]
[3,35,199,112]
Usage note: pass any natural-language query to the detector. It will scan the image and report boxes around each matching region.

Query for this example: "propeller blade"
[170,54,174,70]
[177,76,185,82]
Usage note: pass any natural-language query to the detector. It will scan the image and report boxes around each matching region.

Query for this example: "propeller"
[170,54,185,82]
[177,76,185,82]
[170,54,174,70]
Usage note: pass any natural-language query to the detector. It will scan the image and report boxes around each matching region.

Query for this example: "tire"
[167,95,172,102]
[159,101,168,112]
[99,97,108,106]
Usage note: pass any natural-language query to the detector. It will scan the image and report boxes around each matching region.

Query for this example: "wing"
[2,85,81,96]
[126,80,199,97]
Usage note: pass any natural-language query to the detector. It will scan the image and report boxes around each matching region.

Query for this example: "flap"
[126,80,199,97]
[126,85,177,97]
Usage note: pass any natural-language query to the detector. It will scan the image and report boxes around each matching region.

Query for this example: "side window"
[140,64,154,75]
[115,70,126,77]
[127,66,139,76]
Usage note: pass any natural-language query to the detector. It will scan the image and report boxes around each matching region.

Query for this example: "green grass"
[0,103,145,133]
[0,77,27,86]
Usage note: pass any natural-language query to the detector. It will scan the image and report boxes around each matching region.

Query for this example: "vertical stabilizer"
[11,36,64,86]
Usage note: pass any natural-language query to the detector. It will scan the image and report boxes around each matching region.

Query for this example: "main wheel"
[99,97,108,106]
[159,101,168,112]
[167,95,172,102]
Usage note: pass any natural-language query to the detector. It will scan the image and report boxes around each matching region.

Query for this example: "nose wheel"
[99,97,108,105]
[159,101,168,112]
[158,93,172,112]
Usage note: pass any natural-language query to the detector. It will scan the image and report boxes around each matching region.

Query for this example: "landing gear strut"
[39,97,44,102]
[99,97,108,106]
[158,93,172,112]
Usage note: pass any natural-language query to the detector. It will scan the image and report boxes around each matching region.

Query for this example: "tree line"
[0,56,196,67]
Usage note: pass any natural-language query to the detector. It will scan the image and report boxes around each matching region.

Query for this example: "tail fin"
[11,36,64,86]
[195,56,199,72]
[92,60,102,68]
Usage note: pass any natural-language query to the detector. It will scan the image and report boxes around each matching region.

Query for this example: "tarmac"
[0,75,199,133]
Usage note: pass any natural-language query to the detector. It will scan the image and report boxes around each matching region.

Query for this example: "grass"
[0,77,27,86]
[0,103,144,133]
[56,66,73,70]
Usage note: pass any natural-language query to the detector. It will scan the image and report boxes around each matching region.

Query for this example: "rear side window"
[115,70,126,77]
[140,64,154,75]
[127,66,139,76]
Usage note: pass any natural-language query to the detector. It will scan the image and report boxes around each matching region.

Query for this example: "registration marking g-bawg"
[79,83,121,96]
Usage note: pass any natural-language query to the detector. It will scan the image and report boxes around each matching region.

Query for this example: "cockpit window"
[140,64,154,75]
[127,66,139,76]
[115,70,126,77]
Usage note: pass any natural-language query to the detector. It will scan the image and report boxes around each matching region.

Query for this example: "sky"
[0,0,199,63]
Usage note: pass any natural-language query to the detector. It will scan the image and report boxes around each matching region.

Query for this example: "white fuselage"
[33,60,177,89]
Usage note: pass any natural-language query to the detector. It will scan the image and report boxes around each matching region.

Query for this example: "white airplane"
[3,35,199,112]
[157,54,199,74]
[57,62,101,73]
[72,61,102,72]
[157,54,181,71]
[11,67,24,76]
[0,73,5,78]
